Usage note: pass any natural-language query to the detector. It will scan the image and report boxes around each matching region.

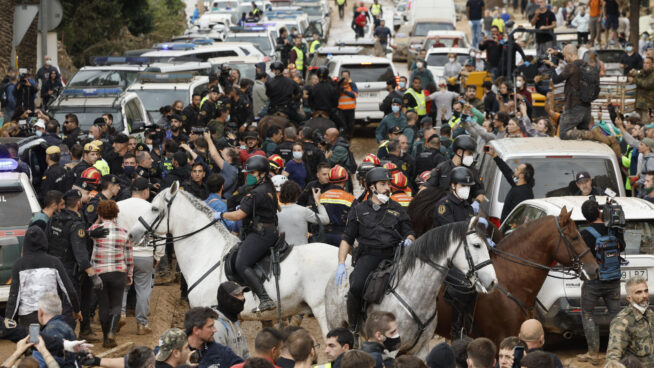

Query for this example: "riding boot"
[103,314,120,348]
[450,308,465,341]
[242,267,276,312]
[346,293,360,332]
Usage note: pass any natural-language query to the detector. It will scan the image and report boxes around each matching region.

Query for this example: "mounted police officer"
[426,135,485,206]
[433,166,481,340]
[309,66,343,127]
[266,61,303,123]
[334,167,415,331]
[214,155,279,312]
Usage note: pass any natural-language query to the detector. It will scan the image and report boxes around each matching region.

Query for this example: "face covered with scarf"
[217,282,248,321]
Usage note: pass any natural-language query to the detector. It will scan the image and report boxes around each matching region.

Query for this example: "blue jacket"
[376,113,408,143]
[206,193,235,231]
[39,315,77,367]
[195,341,244,368]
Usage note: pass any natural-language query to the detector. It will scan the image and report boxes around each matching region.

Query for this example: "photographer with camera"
[576,197,625,365]
[14,73,37,114]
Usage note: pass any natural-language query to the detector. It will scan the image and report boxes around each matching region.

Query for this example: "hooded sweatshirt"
[5,227,80,319]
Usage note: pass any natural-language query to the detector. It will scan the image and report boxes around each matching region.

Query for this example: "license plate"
[621,269,648,281]
[360,92,378,98]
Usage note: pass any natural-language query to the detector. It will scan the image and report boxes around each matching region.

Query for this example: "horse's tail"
[408,186,447,237]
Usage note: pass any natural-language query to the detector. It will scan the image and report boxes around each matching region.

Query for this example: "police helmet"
[450,166,475,186]
[365,167,392,186]
[243,155,270,173]
[356,161,376,181]
[452,135,477,154]
[317,66,330,79]
[270,61,285,72]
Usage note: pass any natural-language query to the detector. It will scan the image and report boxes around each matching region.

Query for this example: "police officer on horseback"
[334,167,415,331]
[265,61,303,123]
[432,166,483,340]
[215,155,279,312]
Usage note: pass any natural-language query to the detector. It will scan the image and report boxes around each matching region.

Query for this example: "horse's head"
[450,216,498,294]
[553,206,599,281]
[128,182,180,244]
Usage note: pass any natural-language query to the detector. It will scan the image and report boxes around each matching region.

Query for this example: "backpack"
[333,140,357,174]
[577,61,600,103]
[355,13,367,27]
[585,227,621,281]
[46,211,72,261]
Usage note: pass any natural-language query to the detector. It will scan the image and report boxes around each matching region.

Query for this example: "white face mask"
[456,186,470,200]
[449,58,456,63]
[45,60,52,66]
[632,302,648,314]
[292,151,303,160]
[462,155,474,167]
[516,80,523,88]
[416,62,424,68]
[376,192,390,204]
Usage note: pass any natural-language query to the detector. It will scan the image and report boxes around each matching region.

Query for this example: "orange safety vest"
[338,82,357,110]
[320,189,355,207]
[390,192,412,207]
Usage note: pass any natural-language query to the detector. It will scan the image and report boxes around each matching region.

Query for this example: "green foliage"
[59,0,186,67]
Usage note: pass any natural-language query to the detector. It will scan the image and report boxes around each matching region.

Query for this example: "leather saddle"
[223,233,294,285]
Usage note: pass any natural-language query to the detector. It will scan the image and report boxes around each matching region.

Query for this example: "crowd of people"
[0,0,654,367]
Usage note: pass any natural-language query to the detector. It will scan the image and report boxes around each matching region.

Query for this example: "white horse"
[325,218,498,358]
[124,182,346,336]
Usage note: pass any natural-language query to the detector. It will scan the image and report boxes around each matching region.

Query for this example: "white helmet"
[272,175,288,192]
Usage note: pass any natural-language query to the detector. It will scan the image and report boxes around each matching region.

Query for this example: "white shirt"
[571,13,590,33]
[277,203,329,245]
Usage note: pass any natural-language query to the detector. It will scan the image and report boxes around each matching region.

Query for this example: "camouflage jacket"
[606,304,654,366]
[633,68,654,112]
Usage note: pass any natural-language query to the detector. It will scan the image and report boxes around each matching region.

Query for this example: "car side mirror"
[132,121,146,133]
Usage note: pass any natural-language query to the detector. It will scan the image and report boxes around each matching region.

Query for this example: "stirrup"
[252,298,276,313]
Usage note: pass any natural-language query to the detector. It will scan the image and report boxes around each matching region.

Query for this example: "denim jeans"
[471,20,482,49]
[581,279,621,354]
[121,256,154,325]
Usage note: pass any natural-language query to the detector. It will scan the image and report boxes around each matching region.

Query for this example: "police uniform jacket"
[342,199,414,250]
[85,192,108,227]
[433,191,474,227]
[182,179,210,200]
[199,99,217,126]
[63,127,82,149]
[428,160,485,199]
[182,104,200,129]
[606,304,654,366]
[265,75,300,107]
[415,147,447,175]
[71,160,92,181]
[239,181,278,229]
[48,209,92,272]
[230,92,253,124]
[274,140,295,164]
[162,165,191,189]
[309,81,340,112]
[40,163,67,199]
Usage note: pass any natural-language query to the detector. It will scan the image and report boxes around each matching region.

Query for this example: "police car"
[326,55,398,122]
[208,56,266,80]
[64,57,149,92]
[0,160,41,304]
[291,0,330,38]
[49,88,150,136]
[140,42,265,63]
[224,26,277,59]
[127,73,209,122]
[499,196,654,339]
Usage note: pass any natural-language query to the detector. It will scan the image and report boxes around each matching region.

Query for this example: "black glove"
[77,353,101,366]
[89,226,109,239]
[91,274,103,291]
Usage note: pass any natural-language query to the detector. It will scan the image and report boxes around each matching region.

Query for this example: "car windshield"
[68,70,140,89]
[426,53,469,66]
[225,36,272,53]
[339,64,394,82]
[52,108,124,132]
[498,157,620,200]
[211,0,238,10]
[132,90,189,122]
[578,220,654,255]
[302,6,323,16]
[226,63,257,81]
[0,186,32,227]
[424,38,464,49]
[414,22,454,36]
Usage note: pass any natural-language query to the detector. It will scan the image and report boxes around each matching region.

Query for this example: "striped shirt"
[89,220,133,277]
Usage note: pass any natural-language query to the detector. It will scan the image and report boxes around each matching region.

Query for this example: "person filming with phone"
[484,145,534,221]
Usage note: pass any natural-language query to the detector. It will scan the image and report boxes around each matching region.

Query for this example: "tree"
[629,0,639,47]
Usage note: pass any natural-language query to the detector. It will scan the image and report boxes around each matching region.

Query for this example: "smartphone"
[29,323,39,344]
[483,145,490,152]
[512,346,525,368]
[189,350,200,364]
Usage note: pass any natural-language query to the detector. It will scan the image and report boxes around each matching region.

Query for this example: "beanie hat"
[24,226,48,252]
[426,342,456,368]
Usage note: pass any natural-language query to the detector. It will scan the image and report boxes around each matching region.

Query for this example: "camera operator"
[576,197,625,365]
[14,73,37,113]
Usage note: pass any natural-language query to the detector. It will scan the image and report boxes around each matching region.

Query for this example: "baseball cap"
[244,131,259,140]
[209,86,221,93]
[83,143,100,152]
[34,119,46,130]
[114,133,129,144]
[45,146,61,155]
[63,189,82,199]
[102,174,119,185]
[645,123,654,130]
[389,126,403,135]
[220,281,250,296]
[391,97,402,105]
[575,171,591,183]
[136,143,149,152]
[91,140,104,148]
[131,177,149,191]
[155,328,187,361]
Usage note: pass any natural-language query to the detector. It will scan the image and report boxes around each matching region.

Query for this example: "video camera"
[192,126,208,134]
[589,195,626,230]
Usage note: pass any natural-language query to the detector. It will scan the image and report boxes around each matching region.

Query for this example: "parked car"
[500,196,654,339]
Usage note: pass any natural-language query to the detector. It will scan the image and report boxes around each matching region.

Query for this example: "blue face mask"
[35,130,43,137]
[626,46,633,53]
[513,176,518,183]
[392,105,401,113]
[398,82,406,88]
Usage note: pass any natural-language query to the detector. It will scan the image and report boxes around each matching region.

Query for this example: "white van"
[140,43,264,63]
[326,56,398,122]
[476,137,626,228]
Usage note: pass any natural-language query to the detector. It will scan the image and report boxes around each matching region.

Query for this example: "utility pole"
[40,0,48,65]
[629,0,639,47]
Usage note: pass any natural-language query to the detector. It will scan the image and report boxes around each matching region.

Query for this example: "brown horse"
[256,115,294,138]
[434,207,600,346]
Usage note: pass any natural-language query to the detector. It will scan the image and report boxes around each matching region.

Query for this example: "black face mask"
[383,334,401,352]
[218,287,245,321]
[174,109,183,115]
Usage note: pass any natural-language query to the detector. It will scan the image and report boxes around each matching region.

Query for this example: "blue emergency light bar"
[266,13,301,19]
[0,159,18,172]
[266,10,304,15]
[230,26,268,32]
[138,73,195,82]
[155,43,197,50]
[192,38,215,45]
[62,88,123,97]
[92,56,149,65]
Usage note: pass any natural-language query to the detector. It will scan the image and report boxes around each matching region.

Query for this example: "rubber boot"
[242,268,275,313]
[103,314,120,348]
[346,294,360,348]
